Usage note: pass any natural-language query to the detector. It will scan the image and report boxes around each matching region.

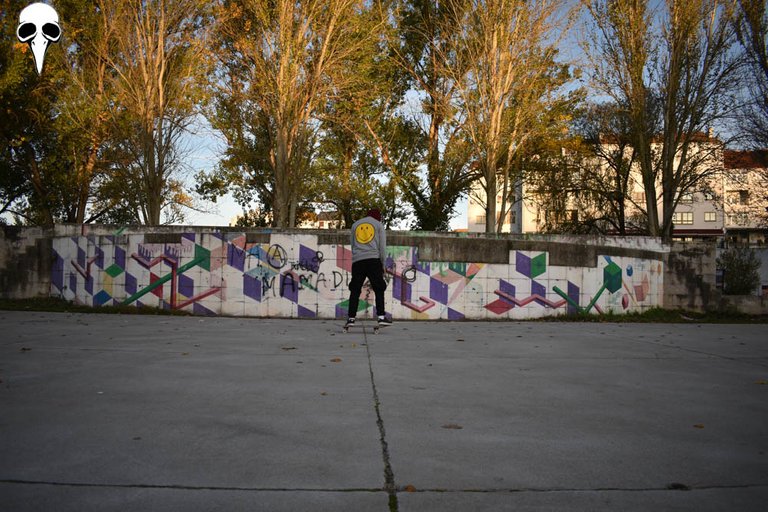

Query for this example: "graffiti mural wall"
[50,230,664,319]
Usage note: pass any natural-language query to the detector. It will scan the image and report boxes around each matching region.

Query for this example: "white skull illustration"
[17,3,61,75]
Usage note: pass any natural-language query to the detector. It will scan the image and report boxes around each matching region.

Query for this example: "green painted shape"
[449,262,467,277]
[585,284,607,311]
[193,244,211,272]
[553,286,581,310]
[105,264,124,278]
[122,272,173,306]
[531,253,546,278]
[122,251,209,306]
[603,262,622,293]
[387,246,412,257]
[337,299,371,311]
[553,284,606,314]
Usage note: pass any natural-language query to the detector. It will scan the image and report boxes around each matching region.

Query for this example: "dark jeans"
[347,258,387,318]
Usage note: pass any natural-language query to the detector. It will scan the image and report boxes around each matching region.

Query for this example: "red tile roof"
[724,150,768,169]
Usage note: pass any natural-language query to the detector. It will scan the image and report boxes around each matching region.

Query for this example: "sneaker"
[377,316,392,326]
[344,318,356,327]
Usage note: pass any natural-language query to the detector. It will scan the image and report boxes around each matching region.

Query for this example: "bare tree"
[583,0,741,241]
[213,0,379,228]
[106,0,209,225]
[56,0,122,224]
[378,0,476,231]
[561,101,649,235]
[444,0,574,233]
[734,0,768,148]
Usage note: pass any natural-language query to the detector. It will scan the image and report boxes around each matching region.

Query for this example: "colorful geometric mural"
[50,232,663,319]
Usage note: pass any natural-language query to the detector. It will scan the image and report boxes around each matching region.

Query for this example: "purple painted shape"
[299,244,320,273]
[178,274,194,298]
[125,272,137,295]
[448,308,465,321]
[336,304,348,319]
[280,272,299,303]
[85,275,94,295]
[430,278,448,305]
[115,246,126,269]
[516,252,531,278]
[298,305,316,318]
[415,260,430,275]
[183,232,196,243]
[532,280,548,306]
[499,279,516,305]
[393,276,412,303]
[243,274,262,302]
[227,244,246,272]
[51,250,64,292]
[393,274,402,298]
[193,302,217,316]
[567,281,580,315]
[77,247,86,268]
[164,245,180,263]
[95,246,105,269]
[69,273,77,293]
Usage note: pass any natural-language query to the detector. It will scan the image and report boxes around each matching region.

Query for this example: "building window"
[672,211,694,225]
[740,190,750,204]
[703,191,715,200]
[680,192,693,204]
[704,212,716,222]
[476,215,486,225]
[727,190,750,205]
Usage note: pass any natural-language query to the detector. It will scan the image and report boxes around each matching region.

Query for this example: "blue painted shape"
[93,290,111,306]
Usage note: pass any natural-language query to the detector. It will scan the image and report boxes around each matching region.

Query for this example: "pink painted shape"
[494,290,566,309]
[403,296,435,313]
[337,245,353,273]
[71,255,98,279]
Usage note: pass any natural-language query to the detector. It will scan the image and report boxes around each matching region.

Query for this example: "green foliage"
[717,246,762,295]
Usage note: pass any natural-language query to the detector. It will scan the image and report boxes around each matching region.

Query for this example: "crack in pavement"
[392,483,768,493]
[0,479,385,493]
[362,324,399,512]
[624,336,768,369]
[3,479,765,495]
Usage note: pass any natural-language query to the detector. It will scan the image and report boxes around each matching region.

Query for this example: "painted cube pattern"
[50,232,663,319]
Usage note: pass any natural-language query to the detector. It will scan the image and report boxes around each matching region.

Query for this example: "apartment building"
[466,143,768,246]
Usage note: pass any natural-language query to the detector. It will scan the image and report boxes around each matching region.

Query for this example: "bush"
[717,246,761,295]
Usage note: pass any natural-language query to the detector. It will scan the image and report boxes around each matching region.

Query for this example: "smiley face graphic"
[355,222,376,244]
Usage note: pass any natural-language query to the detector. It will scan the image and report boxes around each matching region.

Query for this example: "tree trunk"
[485,164,497,234]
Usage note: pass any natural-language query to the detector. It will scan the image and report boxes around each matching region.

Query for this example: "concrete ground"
[0,311,766,511]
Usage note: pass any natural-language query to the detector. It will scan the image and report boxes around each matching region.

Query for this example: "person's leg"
[347,261,365,319]
[366,260,388,318]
